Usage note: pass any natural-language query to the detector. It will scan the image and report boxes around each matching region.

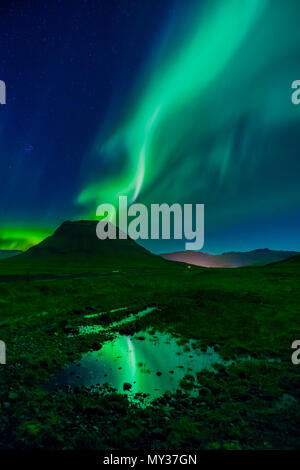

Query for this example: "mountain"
[0,250,23,260]
[160,248,298,268]
[0,220,166,273]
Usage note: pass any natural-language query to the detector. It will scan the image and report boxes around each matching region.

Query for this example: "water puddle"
[77,307,156,335]
[49,331,234,401]
[84,306,129,320]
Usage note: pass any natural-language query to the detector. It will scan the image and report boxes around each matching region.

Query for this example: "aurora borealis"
[1,0,300,253]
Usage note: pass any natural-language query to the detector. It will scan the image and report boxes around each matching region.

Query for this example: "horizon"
[0,218,298,257]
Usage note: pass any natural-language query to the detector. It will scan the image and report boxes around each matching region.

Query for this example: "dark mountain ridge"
[160,248,298,268]
[0,220,166,272]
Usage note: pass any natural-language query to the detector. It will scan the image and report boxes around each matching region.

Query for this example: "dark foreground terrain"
[0,256,299,450]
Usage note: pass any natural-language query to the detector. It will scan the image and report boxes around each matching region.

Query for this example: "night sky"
[0,0,300,254]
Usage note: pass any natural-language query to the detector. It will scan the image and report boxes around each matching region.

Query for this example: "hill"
[271,253,300,267]
[0,220,166,274]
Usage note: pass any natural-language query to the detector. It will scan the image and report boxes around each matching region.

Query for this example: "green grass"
[0,260,299,449]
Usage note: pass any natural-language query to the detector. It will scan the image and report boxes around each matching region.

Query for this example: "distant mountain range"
[160,248,298,268]
[0,250,23,260]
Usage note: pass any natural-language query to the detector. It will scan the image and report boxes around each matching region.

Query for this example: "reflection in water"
[77,307,156,335]
[49,331,231,401]
[84,306,128,320]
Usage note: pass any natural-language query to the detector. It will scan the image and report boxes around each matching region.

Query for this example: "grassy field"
[0,259,299,449]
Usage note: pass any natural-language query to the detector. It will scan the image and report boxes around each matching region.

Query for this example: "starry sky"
[0,0,300,254]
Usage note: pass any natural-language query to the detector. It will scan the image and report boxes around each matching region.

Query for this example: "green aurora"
[77,0,300,219]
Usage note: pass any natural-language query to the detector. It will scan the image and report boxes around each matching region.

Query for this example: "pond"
[49,330,234,401]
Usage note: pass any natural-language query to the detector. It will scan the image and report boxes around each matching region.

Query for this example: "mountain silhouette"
[1,220,165,271]
[271,252,300,267]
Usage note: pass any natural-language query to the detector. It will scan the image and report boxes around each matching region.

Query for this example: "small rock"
[90,343,102,351]
[8,392,18,400]
[123,382,132,391]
